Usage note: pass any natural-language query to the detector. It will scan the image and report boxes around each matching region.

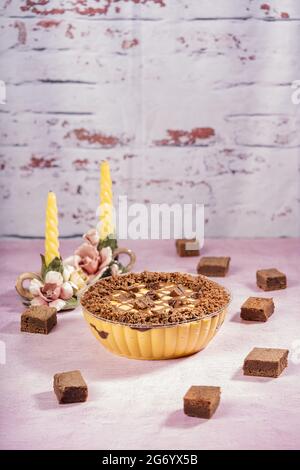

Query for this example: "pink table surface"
[0,238,299,450]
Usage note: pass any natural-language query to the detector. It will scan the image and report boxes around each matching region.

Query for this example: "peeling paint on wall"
[0,0,299,237]
[154,128,215,147]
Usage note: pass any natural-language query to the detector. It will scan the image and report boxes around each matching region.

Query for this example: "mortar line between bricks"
[3,15,300,22]
[233,143,300,149]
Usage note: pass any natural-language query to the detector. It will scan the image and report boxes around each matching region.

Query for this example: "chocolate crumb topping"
[81,271,230,327]
[146,281,160,290]
[191,291,202,299]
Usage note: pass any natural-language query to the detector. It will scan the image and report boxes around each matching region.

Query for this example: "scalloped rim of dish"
[80,272,232,329]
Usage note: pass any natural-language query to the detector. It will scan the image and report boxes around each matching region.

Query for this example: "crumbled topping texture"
[81,271,230,326]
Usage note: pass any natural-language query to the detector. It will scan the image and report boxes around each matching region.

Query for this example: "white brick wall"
[0,0,299,237]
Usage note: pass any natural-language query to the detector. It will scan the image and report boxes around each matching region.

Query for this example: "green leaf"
[98,235,118,253]
[100,267,112,278]
[40,255,64,280]
[62,296,78,310]
[47,256,64,274]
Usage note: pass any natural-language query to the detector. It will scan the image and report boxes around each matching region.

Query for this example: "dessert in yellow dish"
[80,272,230,360]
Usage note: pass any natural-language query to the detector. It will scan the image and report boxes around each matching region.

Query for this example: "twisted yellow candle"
[99,161,114,240]
[45,191,60,266]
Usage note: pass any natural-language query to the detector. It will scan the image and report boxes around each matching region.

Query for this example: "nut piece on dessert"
[256,268,287,291]
[21,305,57,334]
[197,256,231,277]
[53,370,88,404]
[184,386,221,419]
[176,239,200,257]
[243,347,289,378]
[240,297,274,322]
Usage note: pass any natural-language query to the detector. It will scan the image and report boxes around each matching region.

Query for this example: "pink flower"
[83,228,100,246]
[87,247,113,282]
[73,242,112,277]
[75,243,100,275]
[39,283,61,302]
[28,270,74,312]
[64,228,113,281]
[63,255,81,270]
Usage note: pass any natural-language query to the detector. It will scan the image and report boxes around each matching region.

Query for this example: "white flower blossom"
[45,271,63,286]
[63,265,75,282]
[49,299,66,311]
[60,282,74,300]
[29,278,43,296]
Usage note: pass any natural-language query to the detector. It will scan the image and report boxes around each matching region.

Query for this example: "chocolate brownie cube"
[176,239,200,257]
[197,257,230,277]
[256,268,286,291]
[21,306,57,334]
[240,297,274,322]
[243,347,289,378]
[183,385,221,419]
[53,370,88,404]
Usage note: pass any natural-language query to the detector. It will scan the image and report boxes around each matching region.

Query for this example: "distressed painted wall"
[0,0,299,237]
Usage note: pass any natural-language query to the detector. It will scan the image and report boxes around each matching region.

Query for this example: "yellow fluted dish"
[81,276,230,360]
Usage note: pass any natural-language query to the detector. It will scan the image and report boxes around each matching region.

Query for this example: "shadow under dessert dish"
[81,271,231,360]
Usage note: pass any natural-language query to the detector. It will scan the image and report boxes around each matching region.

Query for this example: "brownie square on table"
[240,297,274,322]
[176,239,200,257]
[21,305,57,334]
[53,370,88,404]
[256,268,286,291]
[243,347,289,378]
[197,257,230,277]
[183,385,221,419]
